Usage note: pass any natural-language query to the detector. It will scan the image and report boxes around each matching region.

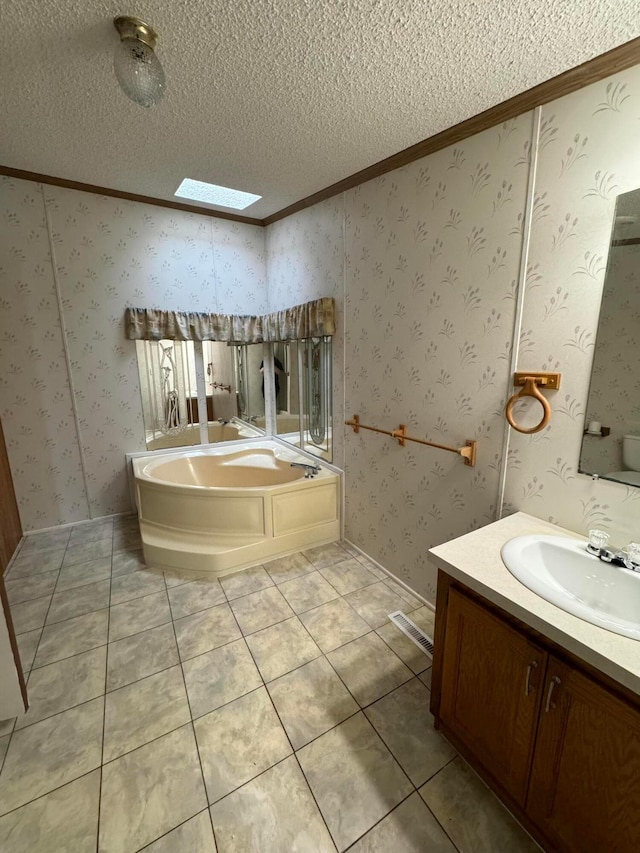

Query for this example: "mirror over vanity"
[579,186,640,487]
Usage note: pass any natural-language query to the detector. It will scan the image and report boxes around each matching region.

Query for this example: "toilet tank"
[622,435,640,472]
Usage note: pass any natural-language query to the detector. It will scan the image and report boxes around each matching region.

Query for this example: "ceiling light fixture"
[113,16,165,108]
[174,179,262,210]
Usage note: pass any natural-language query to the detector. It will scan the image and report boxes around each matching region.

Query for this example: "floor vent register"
[387,610,434,659]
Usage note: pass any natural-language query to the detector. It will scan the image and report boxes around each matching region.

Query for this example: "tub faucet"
[290,462,321,478]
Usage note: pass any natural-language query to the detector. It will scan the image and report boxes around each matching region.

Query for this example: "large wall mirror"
[272,337,333,462]
[128,298,335,458]
[136,340,264,451]
[233,343,265,429]
[579,186,640,487]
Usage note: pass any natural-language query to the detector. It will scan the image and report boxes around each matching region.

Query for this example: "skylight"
[174,179,262,210]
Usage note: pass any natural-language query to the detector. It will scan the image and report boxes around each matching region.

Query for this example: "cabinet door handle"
[544,675,561,712]
[524,660,538,696]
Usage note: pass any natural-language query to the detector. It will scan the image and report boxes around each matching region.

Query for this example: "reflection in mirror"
[232,343,265,430]
[579,187,640,487]
[137,340,198,450]
[275,337,333,462]
[136,340,263,451]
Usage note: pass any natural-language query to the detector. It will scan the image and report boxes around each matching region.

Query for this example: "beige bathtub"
[133,443,341,577]
[146,419,262,451]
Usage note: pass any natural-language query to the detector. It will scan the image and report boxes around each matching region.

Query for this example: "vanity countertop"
[429,512,640,696]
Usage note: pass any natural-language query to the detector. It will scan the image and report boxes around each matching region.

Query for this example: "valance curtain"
[125,297,335,344]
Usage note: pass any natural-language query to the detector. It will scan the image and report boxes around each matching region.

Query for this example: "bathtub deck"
[0,516,537,852]
[134,444,340,577]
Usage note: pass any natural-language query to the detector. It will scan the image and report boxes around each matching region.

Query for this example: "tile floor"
[0,516,539,852]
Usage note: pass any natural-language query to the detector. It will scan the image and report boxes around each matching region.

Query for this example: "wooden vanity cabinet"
[432,573,640,852]
[528,658,640,852]
[439,586,546,807]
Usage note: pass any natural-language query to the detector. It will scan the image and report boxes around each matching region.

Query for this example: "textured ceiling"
[1,1,639,218]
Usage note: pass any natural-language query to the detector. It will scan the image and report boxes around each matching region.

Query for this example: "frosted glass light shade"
[114,38,165,107]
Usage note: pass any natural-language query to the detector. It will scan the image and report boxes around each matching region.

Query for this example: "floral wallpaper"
[579,242,640,477]
[504,65,640,547]
[212,219,269,315]
[0,181,267,528]
[0,179,88,529]
[342,117,533,600]
[266,198,346,471]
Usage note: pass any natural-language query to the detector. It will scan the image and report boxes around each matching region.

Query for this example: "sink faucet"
[290,462,321,478]
[586,530,640,573]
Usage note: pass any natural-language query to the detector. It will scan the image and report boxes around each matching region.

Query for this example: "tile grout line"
[95,527,115,853]
[11,559,378,629]
[130,805,213,852]
[282,742,339,850]
[77,708,462,853]
[204,596,272,847]
[170,614,220,849]
[374,627,432,676]
[3,542,447,849]
[417,756,464,853]
[281,660,453,851]
[15,575,427,730]
[271,645,416,852]
[341,788,417,852]
[26,570,164,643]
[254,589,422,737]
[221,600,340,852]
[0,767,101,824]
[28,603,239,678]
[290,754,338,851]
[0,528,74,812]
[5,568,60,607]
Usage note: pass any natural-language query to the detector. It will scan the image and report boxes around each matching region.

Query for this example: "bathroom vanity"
[429,513,640,853]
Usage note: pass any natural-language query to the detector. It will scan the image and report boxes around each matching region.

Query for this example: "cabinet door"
[527,657,640,852]
[440,587,546,806]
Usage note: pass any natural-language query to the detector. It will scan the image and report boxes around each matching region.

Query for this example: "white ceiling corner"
[1,1,639,218]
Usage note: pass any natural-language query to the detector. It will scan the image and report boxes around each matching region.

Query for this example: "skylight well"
[174,179,261,210]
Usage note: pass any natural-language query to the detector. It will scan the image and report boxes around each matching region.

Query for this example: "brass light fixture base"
[114,16,159,50]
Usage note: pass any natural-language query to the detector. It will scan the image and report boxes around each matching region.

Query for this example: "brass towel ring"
[505,376,551,434]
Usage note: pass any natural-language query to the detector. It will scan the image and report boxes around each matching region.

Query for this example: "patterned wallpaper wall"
[266,63,640,600]
[579,243,640,477]
[0,180,88,529]
[504,65,640,547]
[266,198,346,471]
[0,179,267,529]
[343,118,533,600]
[265,118,533,599]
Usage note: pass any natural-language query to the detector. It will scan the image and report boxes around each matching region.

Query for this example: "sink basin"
[501,535,640,640]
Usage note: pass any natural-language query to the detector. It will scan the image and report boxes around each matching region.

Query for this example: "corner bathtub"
[146,419,262,451]
[132,443,341,577]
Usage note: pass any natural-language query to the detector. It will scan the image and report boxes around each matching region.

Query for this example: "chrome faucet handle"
[586,528,610,555]
[623,542,640,572]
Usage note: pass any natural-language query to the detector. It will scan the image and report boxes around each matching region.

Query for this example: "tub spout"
[290,462,321,478]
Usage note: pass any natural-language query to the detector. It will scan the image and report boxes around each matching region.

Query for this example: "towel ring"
[505,376,551,434]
